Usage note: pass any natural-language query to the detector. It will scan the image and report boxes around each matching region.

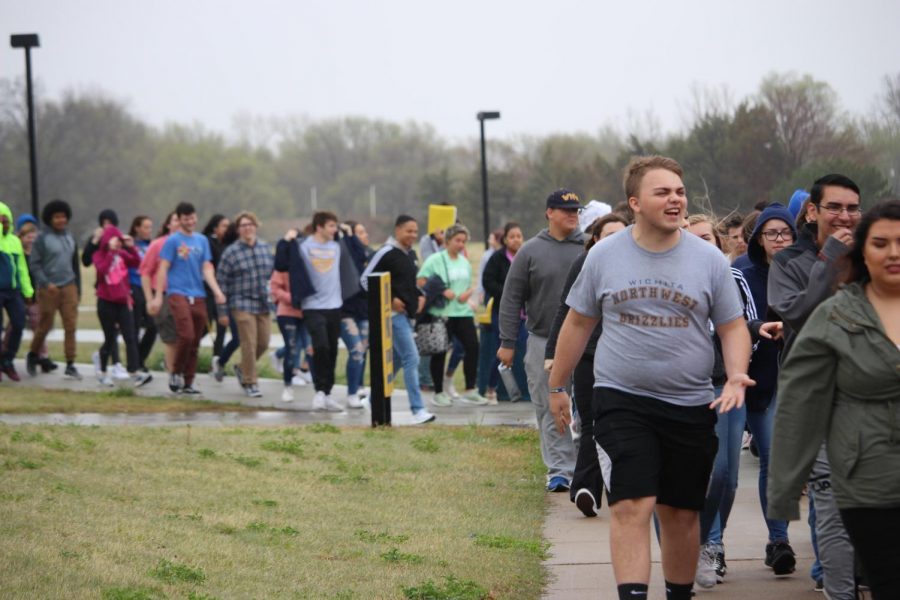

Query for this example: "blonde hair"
[622,155,684,200]
[686,213,722,250]
[233,211,259,228]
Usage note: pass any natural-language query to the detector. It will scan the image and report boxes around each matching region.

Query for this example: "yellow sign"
[377,272,394,396]
[427,204,457,235]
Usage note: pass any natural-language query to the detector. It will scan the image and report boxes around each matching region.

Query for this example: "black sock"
[618,583,648,600]
[67,361,74,367]
[665,580,693,600]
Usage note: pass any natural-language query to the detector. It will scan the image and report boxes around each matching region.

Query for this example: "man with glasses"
[768,174,861,598]
[497,188,585,492]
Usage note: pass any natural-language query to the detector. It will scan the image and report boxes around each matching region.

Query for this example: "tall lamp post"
[477,111,500,249]
[10,33,41,218]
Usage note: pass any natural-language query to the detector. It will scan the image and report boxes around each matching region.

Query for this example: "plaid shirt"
[216,238,274,315]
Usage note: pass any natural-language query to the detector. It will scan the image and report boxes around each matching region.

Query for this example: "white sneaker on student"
[346,394,364,409]
[98,373,114,387]
[324,395,344,412]
[411,409,436,425]
[291,374,308,387]
[112,362,130,380]
[312,391,326,411]
[695,544,718,589]
[281,386,294,402]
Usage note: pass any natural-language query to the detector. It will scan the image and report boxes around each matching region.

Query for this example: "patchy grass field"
[0,423,546,599]
[0,387,253,415]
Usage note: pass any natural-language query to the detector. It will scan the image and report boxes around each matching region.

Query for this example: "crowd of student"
[1,156,898,598]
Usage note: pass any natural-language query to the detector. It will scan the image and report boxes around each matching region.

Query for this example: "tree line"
[0,71,897,242]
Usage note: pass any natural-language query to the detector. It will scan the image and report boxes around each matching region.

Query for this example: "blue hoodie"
[739,203,797,410]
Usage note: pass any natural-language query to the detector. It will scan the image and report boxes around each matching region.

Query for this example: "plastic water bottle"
[497,364,522,403]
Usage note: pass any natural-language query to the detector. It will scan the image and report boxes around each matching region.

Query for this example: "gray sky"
[4,0,900,142]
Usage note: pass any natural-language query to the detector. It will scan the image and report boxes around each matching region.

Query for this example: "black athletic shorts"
[592,386,718,511]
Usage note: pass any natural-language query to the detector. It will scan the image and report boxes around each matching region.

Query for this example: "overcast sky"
[4,0,899,143]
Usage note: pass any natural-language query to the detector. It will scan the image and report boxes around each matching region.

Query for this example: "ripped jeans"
[339,317,369,396]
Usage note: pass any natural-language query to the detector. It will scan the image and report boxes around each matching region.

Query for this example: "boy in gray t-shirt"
[566,224,743,406]
[547,156,753,600]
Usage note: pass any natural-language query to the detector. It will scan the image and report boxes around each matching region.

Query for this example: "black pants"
[431,316,478,393]
[130,285,157,369]
[840,506,900,599]
[304,308,341,394]
[571,353,603,506]
[97,298,138,373]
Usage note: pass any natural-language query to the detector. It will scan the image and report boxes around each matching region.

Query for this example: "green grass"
[0,423,546,599]
[0,386,253,414]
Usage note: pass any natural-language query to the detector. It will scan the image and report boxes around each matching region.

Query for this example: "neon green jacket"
[0,202,34,298]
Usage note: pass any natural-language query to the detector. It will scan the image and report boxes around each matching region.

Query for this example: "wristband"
[549,387,567,394]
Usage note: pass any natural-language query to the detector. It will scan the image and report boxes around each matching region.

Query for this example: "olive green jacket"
[768,282,900,521]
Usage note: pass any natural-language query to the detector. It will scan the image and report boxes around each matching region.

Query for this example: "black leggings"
[97,299,138,373]
[839,506,900,599]
[431,317,478,393]
[131,285,157,369]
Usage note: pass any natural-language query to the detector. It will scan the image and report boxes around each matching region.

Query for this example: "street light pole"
[477,111,500,250]
[10,34,41,218]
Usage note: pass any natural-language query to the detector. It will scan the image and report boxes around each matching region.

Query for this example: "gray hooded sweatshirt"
[498,228,585,347]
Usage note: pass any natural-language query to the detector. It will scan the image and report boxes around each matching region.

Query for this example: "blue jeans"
[0,289,26,363]
[746,395,789,543]
[275,320,310,372]
[476,323,500,395]
[809,494,823,581]
[219,313,240,365]
[339,317,368,395]
[276,316,303,385]
[391,313,423,413]
[701,395,745,546]
[447,336,464,372]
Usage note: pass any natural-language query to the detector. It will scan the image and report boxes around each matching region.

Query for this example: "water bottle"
[497,364,523,403]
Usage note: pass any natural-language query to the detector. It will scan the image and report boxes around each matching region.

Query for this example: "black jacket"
[481,249,511,310]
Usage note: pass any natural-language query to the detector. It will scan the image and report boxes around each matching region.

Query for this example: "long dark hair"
[202,214,227,237]
[501,222,522,248]
[157,211,177,238]
[841,199,900,285]
[129,215,151,238]
[585,213,629,251]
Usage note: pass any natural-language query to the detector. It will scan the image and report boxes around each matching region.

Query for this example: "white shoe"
[98,373,114,387]
[312,391,326,411]
[92,351,102,378]
[112,363,130,380]
[695,544,718,589]
[297,369,313,384]
[269,352,282,374]
[346,394,364,409]
[411,409,436,425]
[281,387,294,402]
[131,372,152,388]
[291,374,308,387]
[444,377,460,399]
[324,395,344,412]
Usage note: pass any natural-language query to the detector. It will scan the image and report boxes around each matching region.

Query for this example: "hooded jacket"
[0,202,34,298]
[768,282,900,520]
[739,203,797,408]
[498,228,585,346]
[93,225,141,305]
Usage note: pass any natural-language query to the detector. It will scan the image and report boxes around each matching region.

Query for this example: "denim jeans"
[276,316,303,386]
[0,289,26,363]
[476,323,500,395]
[275,321,310,372]
[391,312,423,413]
[339,317,369,395]
[701,392,744,545]
[219,311,240,365]
[746,395,789,543]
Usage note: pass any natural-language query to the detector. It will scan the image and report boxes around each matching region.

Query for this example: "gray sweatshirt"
[30,228,79,290]
[498,228,585,346]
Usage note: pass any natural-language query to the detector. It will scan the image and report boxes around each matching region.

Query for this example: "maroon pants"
[167,294,207,386]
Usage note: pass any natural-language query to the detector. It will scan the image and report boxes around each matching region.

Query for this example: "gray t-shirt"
[566,226,743,406]
[300,238,342,310]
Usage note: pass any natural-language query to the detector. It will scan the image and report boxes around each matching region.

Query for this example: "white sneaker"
[312,391,326,411]
[131,372,152,388]
[98,373,114,387]
[112,363,130,380]
[269,352,282,374]
[324,395,344,412]
[297,369,313,384]
[92,351,102,379]
[346,394,364,409]
[695,544,718,589]
[281,386,294,402]
[291,374,308,387]
[411,409,436,425]
[444,377,460,399]
[458,390,488,406]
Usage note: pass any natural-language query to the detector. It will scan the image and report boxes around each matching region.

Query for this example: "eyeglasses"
[555,207,583,215]
[238,222,256,228]
[761,229,794,242]
[817,203,862,216]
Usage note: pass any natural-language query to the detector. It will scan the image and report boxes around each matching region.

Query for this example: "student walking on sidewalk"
[215,211,273,398]
[0,202,33,381]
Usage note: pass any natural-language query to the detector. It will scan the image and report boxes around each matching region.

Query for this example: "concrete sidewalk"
[542,457,824,599]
